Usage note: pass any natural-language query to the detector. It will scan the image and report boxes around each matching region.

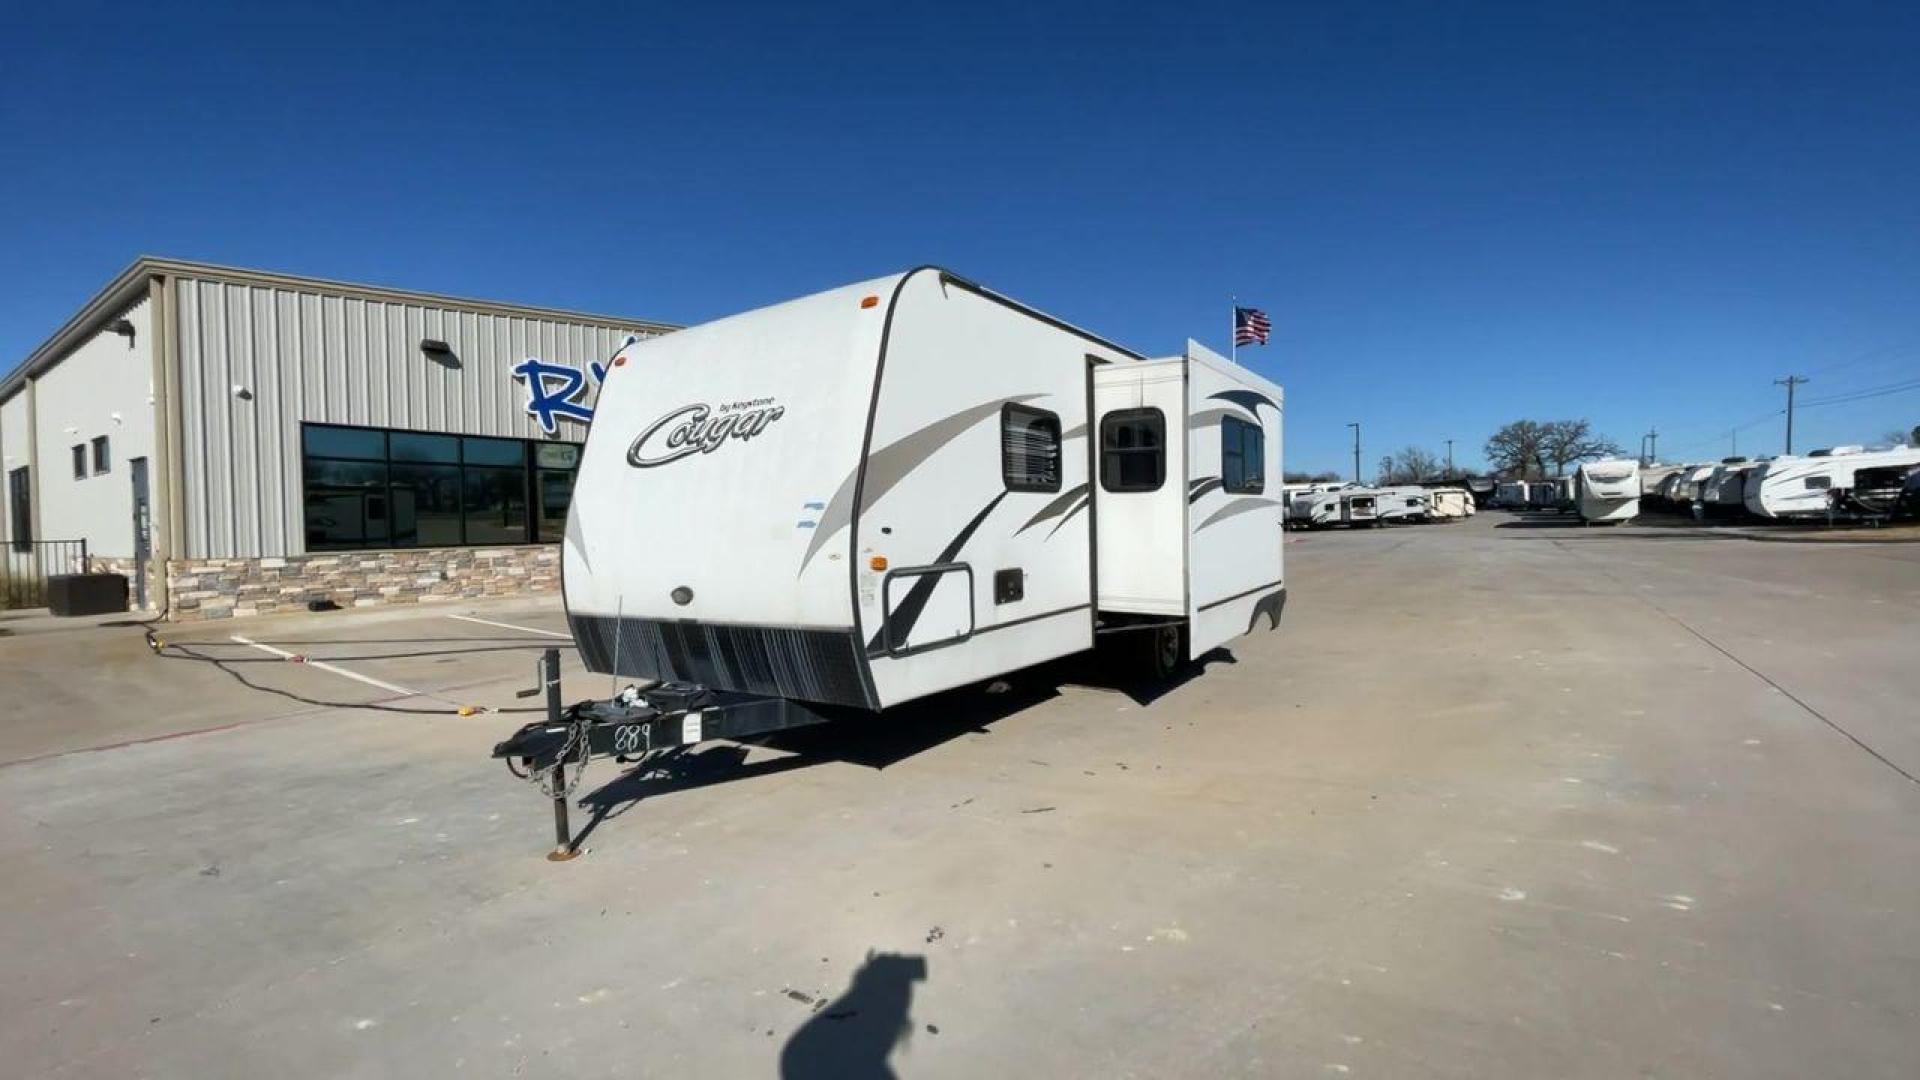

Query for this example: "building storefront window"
[301,423,580,552]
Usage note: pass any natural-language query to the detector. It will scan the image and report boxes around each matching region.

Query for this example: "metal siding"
[168,272,661,557]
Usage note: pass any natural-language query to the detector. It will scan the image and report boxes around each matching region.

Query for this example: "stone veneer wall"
[165,545,561,620]
[91,556,158,612]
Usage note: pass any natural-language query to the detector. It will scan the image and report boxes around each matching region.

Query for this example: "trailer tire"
[1147,623,1186,681]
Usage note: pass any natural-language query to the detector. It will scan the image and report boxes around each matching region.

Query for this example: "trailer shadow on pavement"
[569,646,1233,850]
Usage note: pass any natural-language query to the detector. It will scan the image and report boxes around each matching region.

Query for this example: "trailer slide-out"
[494,268,1287,855]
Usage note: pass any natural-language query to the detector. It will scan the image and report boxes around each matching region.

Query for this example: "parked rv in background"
[1746,446,1920,519]
[1575,459,1640,523]
[1375,486,1432,523]
[1494,481,1530,508]
[1340,490,1380,527]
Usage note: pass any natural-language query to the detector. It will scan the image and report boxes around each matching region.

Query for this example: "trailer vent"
[570,616,876,710]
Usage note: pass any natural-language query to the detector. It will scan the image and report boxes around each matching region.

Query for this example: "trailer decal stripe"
[1043,492,1091,540]
[1198,579,1285,612]
[1207,388,1277,416]
[1014,483,1090,535]
[865,490,1009,655]
[799,395,1042,575]
[1187,476,1223,503]
[1195,497,1281,531]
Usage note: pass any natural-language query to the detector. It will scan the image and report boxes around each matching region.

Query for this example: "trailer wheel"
[1148,624,1185,680]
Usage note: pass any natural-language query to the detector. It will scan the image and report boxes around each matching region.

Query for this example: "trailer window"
[1222,416,1265,494]
[1100,408,1165,492]
[1002,404,1061,493]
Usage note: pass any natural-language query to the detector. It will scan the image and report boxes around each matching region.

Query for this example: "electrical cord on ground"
[137,621,563,717]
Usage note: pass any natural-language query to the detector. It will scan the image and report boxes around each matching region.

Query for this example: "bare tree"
[1284,470,1350,485]
[1542,419,1621,476]
[1484,420,1548,479]
[1376,445,1442,484]
[1881,428,1915,448]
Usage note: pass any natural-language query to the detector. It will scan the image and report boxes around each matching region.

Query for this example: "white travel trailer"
[1375,486,1432,523]
[1425,488,1471,520]
[1286,485,1348,529]
[559,268,1286,719]
[1639,464,1685,505]
[1744,446,1920,519]
[1340,489,1380,526]
[1494,481,1530,508]
[1701,458,1763,518]
[1665,463,1716,508]
[1528,476,1574,512]
[1575,458,1640,522]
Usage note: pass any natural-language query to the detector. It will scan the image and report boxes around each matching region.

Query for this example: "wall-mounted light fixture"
[420,337,460,369]
[108,318,136,347]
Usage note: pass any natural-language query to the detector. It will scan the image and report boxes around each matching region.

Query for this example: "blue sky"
[3,1,1916,475]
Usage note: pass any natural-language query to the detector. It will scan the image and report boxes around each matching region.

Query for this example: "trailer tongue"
[493,649,833,860]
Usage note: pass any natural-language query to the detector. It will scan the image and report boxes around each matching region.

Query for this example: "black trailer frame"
[493,649,834,860]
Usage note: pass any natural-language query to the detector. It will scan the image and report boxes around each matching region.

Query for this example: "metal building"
[0,258,673,617]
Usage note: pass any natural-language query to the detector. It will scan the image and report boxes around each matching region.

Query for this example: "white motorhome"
[562,268,1286,716]
[1745,446,1920,519]
[1575,458,1640,523]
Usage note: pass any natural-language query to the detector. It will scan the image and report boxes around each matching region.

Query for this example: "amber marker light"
[869,555,889,571]
[860,295,879,309]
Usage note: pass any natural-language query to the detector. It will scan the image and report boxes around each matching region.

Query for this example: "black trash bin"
[46,573,129,616]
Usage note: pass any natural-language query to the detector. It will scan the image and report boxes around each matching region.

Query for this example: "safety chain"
[522,714,592,800]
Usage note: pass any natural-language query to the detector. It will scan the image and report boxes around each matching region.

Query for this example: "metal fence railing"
[2,539,91,610]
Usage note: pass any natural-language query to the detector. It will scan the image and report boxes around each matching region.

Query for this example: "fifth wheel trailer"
[1574,458,1640,523]
[559,268,1285,718]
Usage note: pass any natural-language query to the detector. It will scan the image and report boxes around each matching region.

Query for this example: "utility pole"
[1642,427,1658,465]
[1445,438,1454,480]
[1774,376,1807,454]
[1346,422,1361,485]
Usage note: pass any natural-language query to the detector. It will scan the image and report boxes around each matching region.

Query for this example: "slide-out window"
[1001,404,1061,493]
[1222,415,1265,494]
[1100,408,1166,492]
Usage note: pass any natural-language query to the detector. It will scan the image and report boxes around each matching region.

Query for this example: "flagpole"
[1229,295,1237,365]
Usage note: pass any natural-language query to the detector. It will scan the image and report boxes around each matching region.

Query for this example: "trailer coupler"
[492,648,833,860]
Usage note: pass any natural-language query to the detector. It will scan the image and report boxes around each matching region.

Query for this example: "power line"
[1795,375,1920,410]
[1803,339,1920,378]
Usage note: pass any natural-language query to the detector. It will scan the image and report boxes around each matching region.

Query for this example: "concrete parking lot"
[1,514,1916,1078]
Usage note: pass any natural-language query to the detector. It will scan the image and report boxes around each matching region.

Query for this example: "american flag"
[1234,306,1271,346]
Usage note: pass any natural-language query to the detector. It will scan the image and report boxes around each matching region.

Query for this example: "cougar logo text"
[628,398,787,468]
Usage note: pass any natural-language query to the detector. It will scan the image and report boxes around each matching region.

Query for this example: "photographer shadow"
[780,951,929,1080]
